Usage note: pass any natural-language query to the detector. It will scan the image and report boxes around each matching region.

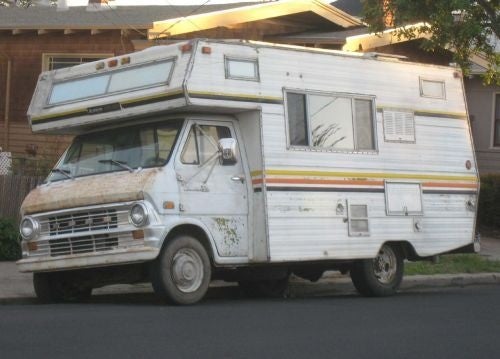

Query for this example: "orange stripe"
[252,177,478,190]
[261,178,384,186]
[423,182,478,189]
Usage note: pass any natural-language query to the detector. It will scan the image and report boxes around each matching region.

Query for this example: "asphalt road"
[1,285,499,359]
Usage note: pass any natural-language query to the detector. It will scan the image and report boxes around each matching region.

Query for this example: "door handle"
[231,175,245,184]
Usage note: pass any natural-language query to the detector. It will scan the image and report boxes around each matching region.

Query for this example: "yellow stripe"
[32,108,86,122]
[252,169,477,182]
[188,90,282,102]
[377,105,467,119]
[120,89,184,105]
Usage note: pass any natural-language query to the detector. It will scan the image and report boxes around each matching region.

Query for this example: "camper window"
[286,91,376,151]
[48,59,175,106]
[224,57,259,81]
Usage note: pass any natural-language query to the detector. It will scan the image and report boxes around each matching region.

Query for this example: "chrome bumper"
[17,246,160,273]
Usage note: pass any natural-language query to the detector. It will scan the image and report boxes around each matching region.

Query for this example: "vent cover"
[383,109,415,143]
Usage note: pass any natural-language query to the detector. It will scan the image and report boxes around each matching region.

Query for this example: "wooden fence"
[0,175,44,223]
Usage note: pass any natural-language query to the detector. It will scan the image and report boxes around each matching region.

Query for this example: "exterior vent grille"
[383,109,415,143]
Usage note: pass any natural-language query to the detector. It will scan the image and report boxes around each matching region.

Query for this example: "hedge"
[0,217,21,261]
[477,174,500,230]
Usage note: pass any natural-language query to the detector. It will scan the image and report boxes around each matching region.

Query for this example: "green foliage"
[0,218,21,261]
[405,254,500,275]
[477,174,500,230]
[362,0,500,84]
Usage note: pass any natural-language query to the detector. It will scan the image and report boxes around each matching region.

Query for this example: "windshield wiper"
[50,168,73,180]
[98,159,134,173]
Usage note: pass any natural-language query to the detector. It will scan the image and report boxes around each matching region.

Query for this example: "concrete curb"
[1,273,499,305]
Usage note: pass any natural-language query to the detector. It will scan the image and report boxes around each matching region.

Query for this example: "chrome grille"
[39,208,129,236]
[49,235,119,257]
[28,232,142,258]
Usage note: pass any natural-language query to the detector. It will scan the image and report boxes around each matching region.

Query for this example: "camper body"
[18,39,479,304]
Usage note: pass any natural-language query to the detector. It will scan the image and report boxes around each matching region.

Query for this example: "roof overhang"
[148,0,362,40]
[342,22,431,52]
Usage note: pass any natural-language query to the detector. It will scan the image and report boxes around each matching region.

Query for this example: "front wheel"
[350,244,404,297]
[151,235,212,305]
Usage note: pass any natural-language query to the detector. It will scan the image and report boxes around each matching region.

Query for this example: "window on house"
[494,94,500,147]
[286,91,376,151]
[42,53,112,71]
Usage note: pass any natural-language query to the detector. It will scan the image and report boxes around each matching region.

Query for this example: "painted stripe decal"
[376,106,467,120]
[252,169,477,183]
[255,187,477,195]
[31,91,185,124]
[188,91,283,104]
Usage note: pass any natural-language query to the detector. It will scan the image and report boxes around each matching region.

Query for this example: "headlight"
[129,203,149,227]
[20,216,40,240]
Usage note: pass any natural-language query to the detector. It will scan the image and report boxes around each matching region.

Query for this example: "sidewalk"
[1,237,500,303]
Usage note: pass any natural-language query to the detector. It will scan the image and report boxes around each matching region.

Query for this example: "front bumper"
[17,246,159,273]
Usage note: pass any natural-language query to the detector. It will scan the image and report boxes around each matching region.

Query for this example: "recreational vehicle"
[18,39,479,304]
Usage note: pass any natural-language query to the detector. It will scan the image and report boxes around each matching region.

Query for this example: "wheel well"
[384,241,418,261]
[164,224,215,263]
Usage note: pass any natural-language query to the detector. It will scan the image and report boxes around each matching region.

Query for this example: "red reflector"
[201,46,211,54]
[180,43,193,53]
[108,59,118,67]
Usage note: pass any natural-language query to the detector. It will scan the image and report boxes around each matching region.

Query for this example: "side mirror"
[218,138,238,165]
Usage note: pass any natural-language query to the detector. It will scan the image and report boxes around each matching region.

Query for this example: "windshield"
[47,119,183,182]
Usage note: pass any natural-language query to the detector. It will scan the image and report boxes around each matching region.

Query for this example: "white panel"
[385,182,423,215]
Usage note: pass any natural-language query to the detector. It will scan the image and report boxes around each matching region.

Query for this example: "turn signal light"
[108,59,118,68]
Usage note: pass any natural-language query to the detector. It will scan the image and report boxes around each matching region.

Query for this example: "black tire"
[238,277,289,298]
[350,244,404,297]
[33,272,92,303]
[151,235,211,305]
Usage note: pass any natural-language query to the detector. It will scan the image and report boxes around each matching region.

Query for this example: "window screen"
[286,91,376,151]
[287,93,308,146]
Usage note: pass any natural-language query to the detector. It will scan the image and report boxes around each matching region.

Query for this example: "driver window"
[181,124,232,165]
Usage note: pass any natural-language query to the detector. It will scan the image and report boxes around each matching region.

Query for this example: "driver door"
[174,119,249,258]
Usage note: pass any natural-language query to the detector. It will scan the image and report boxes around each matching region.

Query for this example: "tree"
[362,0,500,84]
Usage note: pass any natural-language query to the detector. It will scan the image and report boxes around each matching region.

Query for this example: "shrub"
[0,217,21,261]
[477,174,500,230]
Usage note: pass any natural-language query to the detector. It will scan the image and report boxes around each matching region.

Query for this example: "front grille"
[28,232,142,258]
[49,234,119,257]
[25,204,144,258]
[45,209,119,236]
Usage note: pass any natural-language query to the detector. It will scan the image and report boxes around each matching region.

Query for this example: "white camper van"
[18,39,479,304]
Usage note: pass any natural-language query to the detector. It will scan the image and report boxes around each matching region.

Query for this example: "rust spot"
[22,169,157,214]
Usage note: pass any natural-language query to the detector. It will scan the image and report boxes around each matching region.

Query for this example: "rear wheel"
[151,235,211,305]
[350,244,404,297]
[33,272,92,303]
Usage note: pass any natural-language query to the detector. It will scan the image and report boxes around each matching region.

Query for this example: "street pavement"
[1,236,500,303]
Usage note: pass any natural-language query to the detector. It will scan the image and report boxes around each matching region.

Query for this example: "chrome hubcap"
[372,245,397,284]
[171,249,204,293]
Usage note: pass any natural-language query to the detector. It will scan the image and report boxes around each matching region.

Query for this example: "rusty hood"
[21,169,157,215]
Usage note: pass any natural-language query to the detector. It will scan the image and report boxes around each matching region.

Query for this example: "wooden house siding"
[0,30,141,159]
